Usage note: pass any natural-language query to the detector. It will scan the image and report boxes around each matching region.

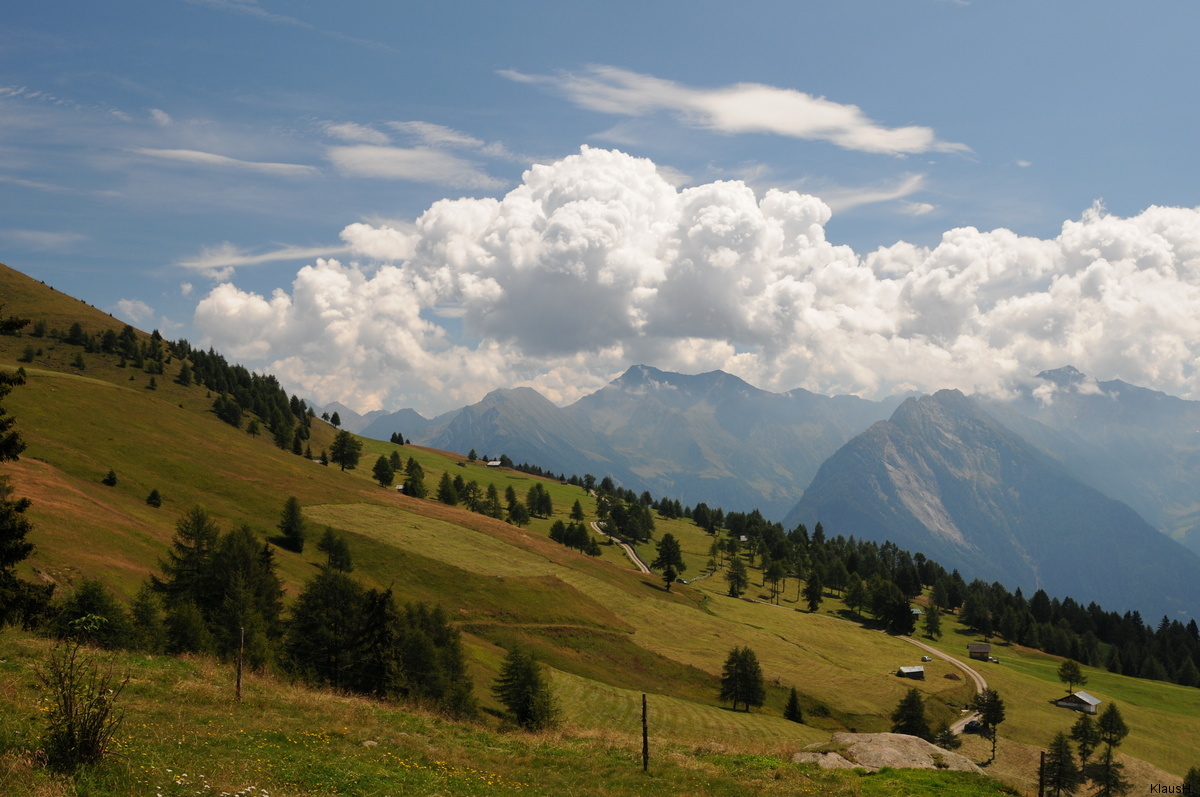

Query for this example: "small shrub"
[146,489,162,508]
[35,616,129,771]
[101,469,117,487]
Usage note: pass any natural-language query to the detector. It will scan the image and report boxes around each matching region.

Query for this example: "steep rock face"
[787,390,1200,619]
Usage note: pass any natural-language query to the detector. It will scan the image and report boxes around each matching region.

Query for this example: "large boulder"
[792,732,982,773]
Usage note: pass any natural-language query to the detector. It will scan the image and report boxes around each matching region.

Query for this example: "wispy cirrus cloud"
[133,148,318,177]
[1,229,87,252]
[820,173,928,212]
[323,121,390,145]
[326,145,504,188]
[503,65,968,156]
[177,242,349,280]
[184,0,396,52]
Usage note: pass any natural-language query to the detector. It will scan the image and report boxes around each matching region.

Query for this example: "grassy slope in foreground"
[0,634,1018,797]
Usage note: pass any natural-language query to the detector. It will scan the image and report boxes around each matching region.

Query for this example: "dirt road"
[899,635,988,733]
[590,521,651,574]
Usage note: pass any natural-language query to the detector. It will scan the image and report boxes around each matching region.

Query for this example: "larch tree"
[493,646,557,730]
[890,687,931,740]
[651,532,686,592]
[1057,659,1087,695]
[278,496,306,553]
[718,646,765,712]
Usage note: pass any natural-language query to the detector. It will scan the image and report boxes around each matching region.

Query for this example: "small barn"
[486,460,502,468]
[967,643,991,661]
[1055,691,1101,715]
[898,666,925,680]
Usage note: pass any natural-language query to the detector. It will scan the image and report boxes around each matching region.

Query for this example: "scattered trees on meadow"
[783,687,804,724]
[718,646,765,712]
[890,687,931,741]
[1042,731,1083,796]
[373,455,395,487]
[972,688,1006,765]
[651,533,685,591]
[493,646,557,730]
[1058,659,1087,695]
[330,430,363,472]
[278,496,306,553]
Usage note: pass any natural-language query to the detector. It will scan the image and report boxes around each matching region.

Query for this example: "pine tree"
[286,569,364,689]
[651,533,686,591]
[718,646,765,711]
[145,488,162,507]
[923,605,943,639]
[1058,659,1087,695]
[972,688,1006,764]
[404,458,427,498]
[726,556,749,598]
[570,500,585,521]
[1084,745,1129,797]
[437,471,458,505]
[1043,731,1082,797]
[803,573,824,613]
[278,496,306,553]
[783,687,803,723]
[151,505,221,609]
[129,583,167,653]
[1070,711,1100,771]
[101,469,117,486]
[372,455,395,487]
[493,647,557,730]
[317,527,353,572]
[329,430,362,472]
[890,687,931,740]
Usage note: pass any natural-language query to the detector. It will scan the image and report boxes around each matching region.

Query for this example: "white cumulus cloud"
[194,147,1200,415]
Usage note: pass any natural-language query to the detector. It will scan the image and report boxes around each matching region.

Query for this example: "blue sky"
[4,1,1200,414]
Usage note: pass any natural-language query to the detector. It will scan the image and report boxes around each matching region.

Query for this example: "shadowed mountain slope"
[786,389,1200,620]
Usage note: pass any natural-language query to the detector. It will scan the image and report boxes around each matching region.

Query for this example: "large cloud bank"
[195,146,1200,413]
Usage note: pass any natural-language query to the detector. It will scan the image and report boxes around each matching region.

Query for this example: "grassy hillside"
[0,261,1194,794]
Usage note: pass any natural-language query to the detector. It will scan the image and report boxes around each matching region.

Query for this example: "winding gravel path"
[590,521,651,574]
[898,635,988,733]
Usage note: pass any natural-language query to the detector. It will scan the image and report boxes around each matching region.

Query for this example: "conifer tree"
[151,505,221,608]
[651,532,686,591]
[890,687,931,740]
[923,604,943,639]
[372,455,395,487]
[726,556,749,598]
[718,646,765,712]
[437,471,458,505]
[1070,711,1100,771]
[278,496,306,553]
[783,687,804,723]
[1043,731,1082,797]
[493,646,557,730]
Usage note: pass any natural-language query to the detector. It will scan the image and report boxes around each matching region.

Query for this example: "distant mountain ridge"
[356,365,903,518]
[785,389,1200,619]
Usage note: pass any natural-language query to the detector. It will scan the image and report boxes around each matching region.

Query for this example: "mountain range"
[325,364,1200,619]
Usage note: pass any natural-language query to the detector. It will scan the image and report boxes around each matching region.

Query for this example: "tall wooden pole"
[642,693,649,772]
[1037,749,1045,797]
[236,626,244,702]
